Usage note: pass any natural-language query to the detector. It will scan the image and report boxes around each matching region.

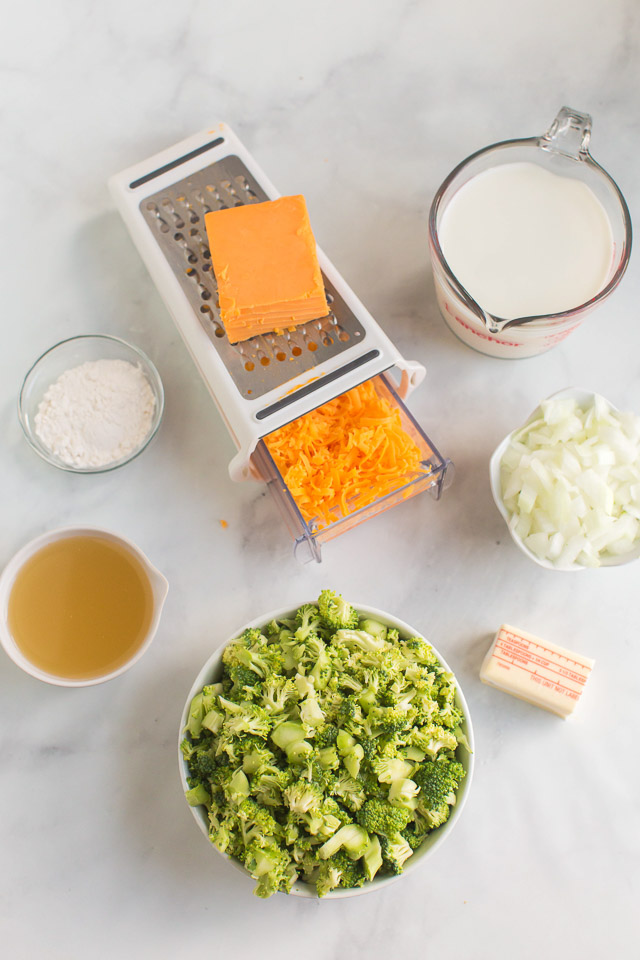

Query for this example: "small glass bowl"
[18,335,164,473]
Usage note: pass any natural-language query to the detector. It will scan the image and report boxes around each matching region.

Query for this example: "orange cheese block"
[234,306,326,323]
[236,300,328,318]
[205,195,329,343]
[226,319,316,344]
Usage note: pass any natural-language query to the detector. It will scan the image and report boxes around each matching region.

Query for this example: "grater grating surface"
[139,155,365,400]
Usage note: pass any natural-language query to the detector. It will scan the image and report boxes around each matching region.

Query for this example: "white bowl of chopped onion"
[490,388,640,571]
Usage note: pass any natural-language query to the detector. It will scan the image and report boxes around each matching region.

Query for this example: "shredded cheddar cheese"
[264,379,426,528]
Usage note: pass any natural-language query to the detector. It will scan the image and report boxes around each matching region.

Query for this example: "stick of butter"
[480,624,594,718]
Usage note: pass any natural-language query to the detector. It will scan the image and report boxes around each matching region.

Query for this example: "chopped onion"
[500,395,640,567]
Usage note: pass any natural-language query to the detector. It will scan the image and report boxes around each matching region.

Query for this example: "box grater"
[109,122,451,559]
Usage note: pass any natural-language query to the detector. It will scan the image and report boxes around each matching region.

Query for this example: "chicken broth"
[7,535,154,680]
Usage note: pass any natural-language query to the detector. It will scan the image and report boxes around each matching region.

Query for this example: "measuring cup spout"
[462,296,509,335]
[483,312,507,334]
[445,278,507,334]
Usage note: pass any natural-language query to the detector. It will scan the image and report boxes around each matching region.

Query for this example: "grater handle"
[540,106,592,160]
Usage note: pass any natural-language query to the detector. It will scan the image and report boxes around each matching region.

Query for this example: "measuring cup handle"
[541,106,592,159]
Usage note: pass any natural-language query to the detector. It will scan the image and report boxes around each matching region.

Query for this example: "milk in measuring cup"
[438,162,614,321]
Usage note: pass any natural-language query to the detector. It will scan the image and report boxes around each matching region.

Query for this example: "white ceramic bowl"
[0,526,169,686]
[179,602,474,900]
[18,334,164,473]
[490,387,640,571]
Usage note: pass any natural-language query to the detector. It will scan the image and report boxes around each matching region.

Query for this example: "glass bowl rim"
[18,333,165,474]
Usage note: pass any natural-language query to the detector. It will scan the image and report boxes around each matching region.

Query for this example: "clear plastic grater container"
[251,373,452,563]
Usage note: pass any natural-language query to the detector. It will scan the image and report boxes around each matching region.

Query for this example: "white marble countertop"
[2,2,639,957]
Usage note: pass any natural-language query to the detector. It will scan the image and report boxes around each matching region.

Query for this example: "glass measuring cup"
[428,107,632,358]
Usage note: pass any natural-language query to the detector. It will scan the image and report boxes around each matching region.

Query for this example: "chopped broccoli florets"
[189,748,218,783]
[356,798,413,837]
[410,724,459,759]
[401,823,426,850]
[224,704,271,739]
[314,723,339,749]
[371,757,415,785]
[315,850,366,896]
[283,781,325,815]
[318,590,359,630]
[181,590,469,897]
[413,756,466,828]
[244,840,295,899]
[380,832,414,874]
[251,768,293,807]
[228,664,262,696]
[261,676,297,715]
[330,772,368,811]
[236,798,281,846]
[294,603,322,641]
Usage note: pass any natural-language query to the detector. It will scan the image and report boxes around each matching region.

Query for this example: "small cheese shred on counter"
[264,379,425,528]
[480,624,595,718]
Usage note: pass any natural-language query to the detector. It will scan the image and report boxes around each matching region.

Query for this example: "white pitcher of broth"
[0,527,168,686]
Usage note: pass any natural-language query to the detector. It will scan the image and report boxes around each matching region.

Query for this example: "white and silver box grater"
[108,122,426,481]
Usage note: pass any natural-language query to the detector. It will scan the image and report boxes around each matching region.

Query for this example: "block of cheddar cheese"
[480,624,594,718]
[204,195,329,344]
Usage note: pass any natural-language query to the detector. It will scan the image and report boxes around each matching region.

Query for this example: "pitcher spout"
[482,312,507,335]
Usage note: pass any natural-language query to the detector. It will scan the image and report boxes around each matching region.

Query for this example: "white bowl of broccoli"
[178,590,474,899]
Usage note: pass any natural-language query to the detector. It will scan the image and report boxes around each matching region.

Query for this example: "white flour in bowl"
[34,359,156,468]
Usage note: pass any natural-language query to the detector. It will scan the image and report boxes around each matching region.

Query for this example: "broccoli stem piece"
[202,708,224,734]
[270,721,313,763]
[226,769,250,803]
[359,618,388,641]
[318,824,370,861]
[271,722,308,752]
[185,783,210,806]
[363,834,383,881]
[185,692,206,738]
